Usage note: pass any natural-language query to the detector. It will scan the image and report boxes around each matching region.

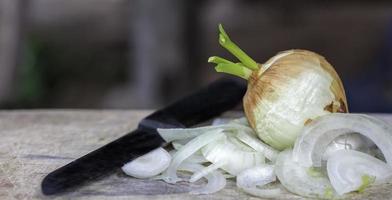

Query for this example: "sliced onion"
[236,164,287,198]
[327,149,392,195]
[185,154,208,164]
[190,162,225,182]
[322,133,371,162]
[178,163,226,195]
[275,149,338,198]
[237,164,275,187]
[228,117,250,126]
[293,113,392,167]
[158,126,223,142]
[162,129,224,183]
[122,147,171,179]
[202,136,265,175]
[236,131,279,162]
[169,149,207,164]
[212,118,232,125]
[172,141,184,150]
[157,122,251,143]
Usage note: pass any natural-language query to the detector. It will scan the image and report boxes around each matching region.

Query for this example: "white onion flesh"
[185,154,209,164]
[202,136,265,175]
[327,149,392,195]
[212,118,232,125]
[275,150,338,198]
[190,162,225,182]
[236,131,279,162]
[169,150,208,164]
[228,117,250,126]
[158,126,222,142]
[237,164,275,188]
[172,141,184,150]
[162,129,224,183]
[236,164,286,198]
[178,163,226,195]
[293,113,392,167]
[322,133,371,162]
[158,123,249,142]
[122,147,171,179]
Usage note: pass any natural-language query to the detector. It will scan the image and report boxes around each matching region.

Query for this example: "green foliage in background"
[16,38,47,107]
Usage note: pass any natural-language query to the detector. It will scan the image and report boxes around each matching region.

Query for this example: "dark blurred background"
[0,0,391,112]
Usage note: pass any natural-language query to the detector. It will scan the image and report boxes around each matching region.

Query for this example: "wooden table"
[1,110,392,200]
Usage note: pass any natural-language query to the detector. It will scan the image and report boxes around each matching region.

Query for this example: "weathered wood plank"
[0,110,391,199]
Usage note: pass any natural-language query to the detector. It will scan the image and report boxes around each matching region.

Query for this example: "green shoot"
[208,56,252,79]
[218,24,258,70]
[208,56,233,65]
[215,63,252,80]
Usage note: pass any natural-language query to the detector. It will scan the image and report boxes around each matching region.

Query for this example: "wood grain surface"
[0,110,392,200]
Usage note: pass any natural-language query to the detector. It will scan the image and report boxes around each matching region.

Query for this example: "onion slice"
[122,147,171,178]
[158,123,250,142]
[236,164,287,198]
[158,126,224,142]
[162,129,224,183]
[158,117,253,142]
[327,149,392,195]
[202,136,265,175]
[190,162,225,182]
[275,150,338,198]
[185,154,208,164]
[228,117,250,126]
[178,163,226,195]
[212,118,232,125]
[236,131,279,162]
[293,113,392,167]
[322,133,371,162]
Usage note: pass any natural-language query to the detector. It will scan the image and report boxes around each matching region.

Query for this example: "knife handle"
[41,129,165,195]
[140,77,247,130]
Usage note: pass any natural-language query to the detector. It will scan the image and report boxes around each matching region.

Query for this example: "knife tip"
[41,175,61,195]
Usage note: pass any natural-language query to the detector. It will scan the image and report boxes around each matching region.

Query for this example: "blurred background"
[0,0,391,112]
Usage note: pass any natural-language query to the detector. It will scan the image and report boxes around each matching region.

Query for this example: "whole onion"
[209,25,348,150]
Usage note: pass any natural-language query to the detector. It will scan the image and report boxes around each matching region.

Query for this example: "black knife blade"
[41,77,246,195]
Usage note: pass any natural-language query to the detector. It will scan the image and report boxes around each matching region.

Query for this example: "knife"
[41,77,246,195]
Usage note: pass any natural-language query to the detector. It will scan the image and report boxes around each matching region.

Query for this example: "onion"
[158,126,225,142]
[202,136,265,175]
[157,123,251,143]
[235,131,279,162]
[275,149,338,198]
[162,129,224,183]
[212,118,232,125]
[172,141,184,150]
[236,164,287,198]
[322,133,371,162]
[122,147,171,179]
[293,113,392,167]
[184,154,208,164]
[190,162,225,182]
[169,149,207,164]
[228,117,250,126]
[178,163,226,195]
[209,24,347,150]
[327,149,392,195]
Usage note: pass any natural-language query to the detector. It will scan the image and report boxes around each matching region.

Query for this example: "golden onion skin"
[243,49,348,150]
